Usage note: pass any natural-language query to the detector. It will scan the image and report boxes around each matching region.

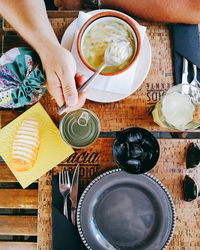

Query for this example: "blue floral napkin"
[0,47,46,108]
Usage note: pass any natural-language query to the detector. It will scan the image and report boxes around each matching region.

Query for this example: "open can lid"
[59,108,100,148]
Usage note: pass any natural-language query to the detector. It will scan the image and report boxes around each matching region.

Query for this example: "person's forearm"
[0,0,60,56]
[0,0,86,110]
[102,0,200,24]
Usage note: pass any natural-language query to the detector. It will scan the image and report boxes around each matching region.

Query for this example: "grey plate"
[77,169,176,250]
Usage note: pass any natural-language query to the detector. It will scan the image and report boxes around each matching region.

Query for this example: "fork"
[59,170,71,219]
[190,64,200,88]
[182,57,189,84]
[182,58,199,88]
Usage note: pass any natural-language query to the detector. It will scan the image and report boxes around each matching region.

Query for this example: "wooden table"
[0,11,200,250]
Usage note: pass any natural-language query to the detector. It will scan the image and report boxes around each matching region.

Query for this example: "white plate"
[61,10,152,103]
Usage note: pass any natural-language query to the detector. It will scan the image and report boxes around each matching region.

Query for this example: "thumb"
[61,71,78,107]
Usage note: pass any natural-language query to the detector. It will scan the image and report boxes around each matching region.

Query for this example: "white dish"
[61,10,152,103]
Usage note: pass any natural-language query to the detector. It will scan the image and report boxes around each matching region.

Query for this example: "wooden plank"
[0,110,26,129]
[0,242,37,250]
[48,10,79,18]
[0,189,38,209]
[2,11,79,32]
[0,163,38,183]
[0,216,37,236]
[37,173,52,249]
[0,163,16,182]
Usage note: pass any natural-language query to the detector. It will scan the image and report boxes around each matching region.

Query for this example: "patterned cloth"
[0,47,46,108]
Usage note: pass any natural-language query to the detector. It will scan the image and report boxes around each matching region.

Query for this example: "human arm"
[55,0,200,24]
[102,0,200,24]
[0,0,86,110]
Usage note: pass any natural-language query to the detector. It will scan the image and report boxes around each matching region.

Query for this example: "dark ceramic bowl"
[112,127,160,174]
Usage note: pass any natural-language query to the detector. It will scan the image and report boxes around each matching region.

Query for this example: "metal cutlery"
[59,170,71,219]
[58,42,124,116]
[182,57,189,84]
[58,61,105,116]
[182,57,199,88]
[69,164,80,225]
[58,65,105,116]
[191,64,200,87]
[58,84,87,116]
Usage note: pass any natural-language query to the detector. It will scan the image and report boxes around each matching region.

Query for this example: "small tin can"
[59,108,101,148]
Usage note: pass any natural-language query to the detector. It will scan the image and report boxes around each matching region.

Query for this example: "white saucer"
[61,10,152,103]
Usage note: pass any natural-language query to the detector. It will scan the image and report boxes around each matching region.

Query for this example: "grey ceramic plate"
[77,169,176,250]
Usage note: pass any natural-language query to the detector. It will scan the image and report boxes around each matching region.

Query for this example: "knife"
[182,57,189,84]
[69,164,80,225]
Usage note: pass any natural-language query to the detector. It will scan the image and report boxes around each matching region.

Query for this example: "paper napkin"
[0,103,74,188]
[71,11,146,95]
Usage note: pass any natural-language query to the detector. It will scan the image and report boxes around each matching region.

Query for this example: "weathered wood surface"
[0,189,38,209]
[0,163,16,182]
[0,216,37,236]
[0,163,38,183]
[0,242,37,250]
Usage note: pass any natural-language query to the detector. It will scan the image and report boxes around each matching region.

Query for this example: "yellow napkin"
[0,102,74,188]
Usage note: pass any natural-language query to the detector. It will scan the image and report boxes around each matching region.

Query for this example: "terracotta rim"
[77,11,141,76]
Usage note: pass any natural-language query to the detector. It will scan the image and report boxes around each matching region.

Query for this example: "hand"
[54,0,82,10]
[39,44,86,113]
[63,72,86,114]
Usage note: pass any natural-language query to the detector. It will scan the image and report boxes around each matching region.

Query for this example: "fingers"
[64,94,86,113]
[46,70,86,114]
[75,72,87,101]
[75,73,85,88]
[46,72,65,107]
[61,70,79,107]
[68,73,86,110]
[62,73,87,113]
[54,0,61,8]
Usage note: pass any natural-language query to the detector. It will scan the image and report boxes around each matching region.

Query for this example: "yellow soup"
[82,21,135,74]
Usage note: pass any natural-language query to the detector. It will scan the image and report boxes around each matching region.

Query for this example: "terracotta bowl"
[77,11,141,76]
